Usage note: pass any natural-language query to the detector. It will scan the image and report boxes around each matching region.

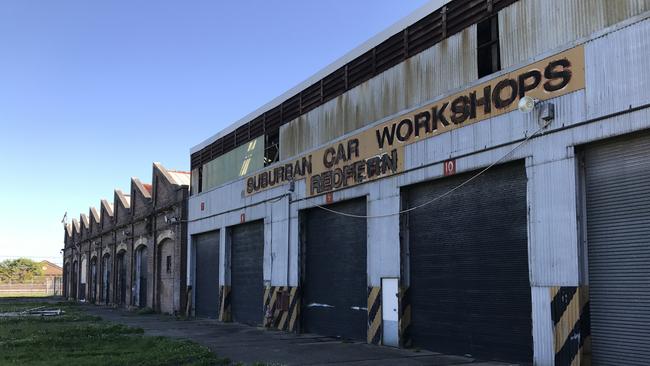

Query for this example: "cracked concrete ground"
[81,304,522,366]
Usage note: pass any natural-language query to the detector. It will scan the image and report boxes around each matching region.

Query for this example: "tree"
[0,258,43,282]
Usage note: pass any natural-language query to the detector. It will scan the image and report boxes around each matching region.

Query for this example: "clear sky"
[0,1,430,265]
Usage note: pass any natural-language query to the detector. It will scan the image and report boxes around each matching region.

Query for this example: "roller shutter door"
[194,231,220,318]
[404,161,532,362]
[302,198,367,341]
[584,133,650,365]
[231,221,265,326]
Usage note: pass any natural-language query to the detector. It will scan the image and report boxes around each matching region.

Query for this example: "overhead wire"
[308,122,549,219]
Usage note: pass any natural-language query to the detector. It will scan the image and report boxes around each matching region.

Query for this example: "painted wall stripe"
[552,286,577,325]
[219,285,232,322]
[367,287,382,345]
[399,286,412,347]
[263,286,300,332]
[551,286,591,366]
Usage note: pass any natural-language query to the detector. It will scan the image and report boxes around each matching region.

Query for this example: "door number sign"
[443,159,456,176]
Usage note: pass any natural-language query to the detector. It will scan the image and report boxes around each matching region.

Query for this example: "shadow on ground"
[82,304,521,366]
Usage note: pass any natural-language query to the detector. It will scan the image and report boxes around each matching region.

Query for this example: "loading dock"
[583,133,650,365]
[194,231,220,318]
[230,220,265,326]
[402,161,532,362]
[301,198,368,341]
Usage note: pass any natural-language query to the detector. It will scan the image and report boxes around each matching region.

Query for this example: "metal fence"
[0,276,63,296]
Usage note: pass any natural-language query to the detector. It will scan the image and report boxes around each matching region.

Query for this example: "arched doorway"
[72,260,78,300]
[102,254,111,304]
[116,251,127,306]
[134,246,148,308]
[89,258,97,303]
[80,258,87,301]
[158,239,174,314]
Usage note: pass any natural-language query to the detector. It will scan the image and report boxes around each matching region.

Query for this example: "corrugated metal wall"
[188,11,650,365]
[499,0,650,68]
[279,26,477,160]
[280,0,650,161]
[585,11,650,119]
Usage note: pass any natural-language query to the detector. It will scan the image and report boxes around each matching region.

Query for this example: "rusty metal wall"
[279,26,477,160]
[499,0,650,68]
[280,0,650,161]
[188,13,650,365]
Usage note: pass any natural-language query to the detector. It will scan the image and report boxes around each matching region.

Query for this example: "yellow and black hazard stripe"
[399,286,412,348]
[219,285,232,322]
[285,287,300,332]
[367,286,382,345]
[263,286,300,332]
[263,285,275,327]
[551,286,591,366]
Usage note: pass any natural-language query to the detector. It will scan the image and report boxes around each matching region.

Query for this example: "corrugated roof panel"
[168,171,191,186]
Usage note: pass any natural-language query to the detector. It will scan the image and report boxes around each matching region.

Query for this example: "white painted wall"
[187,12,650,365]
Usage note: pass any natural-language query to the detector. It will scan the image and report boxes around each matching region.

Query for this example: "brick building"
[63,163,190,315]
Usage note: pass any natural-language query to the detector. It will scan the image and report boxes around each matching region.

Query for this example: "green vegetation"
[135,306,157,315]
[0,258,43,282]
[0,292,50,298]
[0,301,231,366]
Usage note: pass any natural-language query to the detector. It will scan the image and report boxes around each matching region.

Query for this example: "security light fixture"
[518,96,539,113]
[518,96,555,126]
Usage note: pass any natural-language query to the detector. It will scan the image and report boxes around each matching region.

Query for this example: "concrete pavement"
[81,304,522,366]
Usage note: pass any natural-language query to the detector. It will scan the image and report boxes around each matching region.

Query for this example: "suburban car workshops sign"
[245,45,585,197]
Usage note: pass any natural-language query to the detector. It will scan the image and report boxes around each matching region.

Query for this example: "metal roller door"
[584,133,650,365]
[404,161,532,362]
[231,221,264,326]
[301,198,367,341]
[194,231,220,318]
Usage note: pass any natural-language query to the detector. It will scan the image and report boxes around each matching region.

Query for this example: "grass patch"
[0,292,51,298]
[135,306,156,315]
[0,301,231,365]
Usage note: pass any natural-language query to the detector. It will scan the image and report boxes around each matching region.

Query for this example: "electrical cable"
[309,122,549,219]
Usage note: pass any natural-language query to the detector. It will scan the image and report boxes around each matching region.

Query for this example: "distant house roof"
[143,184,153,195]
[39,260,62,277]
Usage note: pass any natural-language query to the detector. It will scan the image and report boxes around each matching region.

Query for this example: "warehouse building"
[185,0,650,365]
[63,163,190,315]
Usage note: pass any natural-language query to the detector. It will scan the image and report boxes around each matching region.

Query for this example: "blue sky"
[0,1,429,264]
